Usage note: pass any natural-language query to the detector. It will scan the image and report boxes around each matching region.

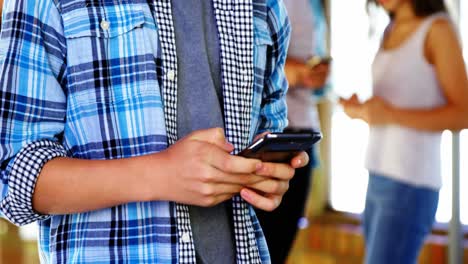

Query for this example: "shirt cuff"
[0,140,67,226]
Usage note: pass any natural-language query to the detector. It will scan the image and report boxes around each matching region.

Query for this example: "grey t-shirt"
[171,1,236,263]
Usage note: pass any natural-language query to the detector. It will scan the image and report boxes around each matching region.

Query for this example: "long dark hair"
[367,0,446,18]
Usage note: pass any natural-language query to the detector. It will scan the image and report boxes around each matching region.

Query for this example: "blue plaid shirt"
[0,0,290,263]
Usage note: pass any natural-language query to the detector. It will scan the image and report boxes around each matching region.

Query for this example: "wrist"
[124,154,156,203]
[130,151,171,203]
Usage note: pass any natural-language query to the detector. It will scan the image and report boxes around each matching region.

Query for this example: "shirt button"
[241,69,250,81]
[181,232,190,243]
[167,70,176,81]
[100,20,110,30]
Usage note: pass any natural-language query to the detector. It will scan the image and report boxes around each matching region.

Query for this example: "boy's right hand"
[145,128,267,207]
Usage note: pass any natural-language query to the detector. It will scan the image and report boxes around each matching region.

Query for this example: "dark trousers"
[256,147,314,264]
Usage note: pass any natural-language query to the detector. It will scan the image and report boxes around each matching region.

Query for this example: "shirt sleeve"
[257,0,291,134]
[0,0,68,226]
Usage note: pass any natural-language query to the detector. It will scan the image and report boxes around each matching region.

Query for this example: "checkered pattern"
[175,205,196,263]
[155,1,260,262]
[154,0,179,147]
[0,0,291,262]
[1,140,67,225]
[152,2,197,262]
[213,0,254,153]
[211,2,261,261]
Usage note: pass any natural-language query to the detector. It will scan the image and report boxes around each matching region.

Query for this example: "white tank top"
[366,13,450,190]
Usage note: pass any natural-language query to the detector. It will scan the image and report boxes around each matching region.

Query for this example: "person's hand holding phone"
[159,128,269,207]
[162,129,311,212]
[302,62,330,89]
[240,149,309,212]
[285,57,331,90]
[238,132,313,211]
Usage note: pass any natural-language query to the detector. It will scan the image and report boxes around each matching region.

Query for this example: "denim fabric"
[364,173,439,264]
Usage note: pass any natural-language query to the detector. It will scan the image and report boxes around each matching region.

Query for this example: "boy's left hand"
[240,151,309,211]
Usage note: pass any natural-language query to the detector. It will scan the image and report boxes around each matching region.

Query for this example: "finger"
[217,172,269,186]
[207,148,262,174]
[189,127,233,152]
[213,194,237,205]
[290,151,309,169]
[340,96,359,106]
[247,179,289,196]
[255,162,295,181]
[315,63,329,71]
[197,193,237,207]
[199,158,266,185]
[207,167,269,186]
[210,183,244,196]
[240,188,282,212]
[310,66,328,75]
[350,94,359,103]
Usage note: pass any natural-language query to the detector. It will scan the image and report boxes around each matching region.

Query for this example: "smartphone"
[238,132,322,163]
[306,56,332,68]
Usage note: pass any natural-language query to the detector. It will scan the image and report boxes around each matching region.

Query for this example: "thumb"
[338,97,347,105]
[188,127,234,152]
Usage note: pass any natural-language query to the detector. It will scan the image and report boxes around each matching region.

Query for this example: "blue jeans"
[363,173,439,264]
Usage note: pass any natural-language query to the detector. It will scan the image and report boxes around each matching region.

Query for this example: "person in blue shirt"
[0,0,308,263]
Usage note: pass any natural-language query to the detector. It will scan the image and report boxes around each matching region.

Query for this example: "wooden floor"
[286,218,468,264]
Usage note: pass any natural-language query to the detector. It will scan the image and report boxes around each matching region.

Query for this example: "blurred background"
[0,0,466,263]
[289,0,468,263]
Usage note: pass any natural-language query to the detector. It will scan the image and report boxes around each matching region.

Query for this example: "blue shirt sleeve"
[257,0,291,134]
[0,0,68,226]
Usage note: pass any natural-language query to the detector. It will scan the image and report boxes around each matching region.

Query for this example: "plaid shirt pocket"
[63,3,151,105]
[60,3,165,160]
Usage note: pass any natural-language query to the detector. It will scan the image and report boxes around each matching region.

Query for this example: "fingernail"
[225,141,234,149]
[241,189,251,200]
[256,163,263,171]
[296,159,302,166]
[256,165,266,174]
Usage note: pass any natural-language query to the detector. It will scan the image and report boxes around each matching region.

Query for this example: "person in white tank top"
[340,0,468,263]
